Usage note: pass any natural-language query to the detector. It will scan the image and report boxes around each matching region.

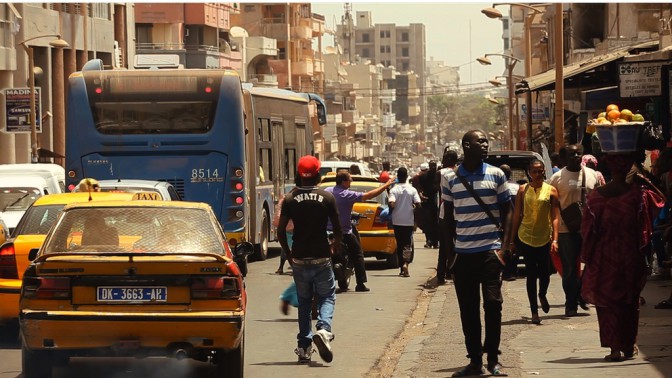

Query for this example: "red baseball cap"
[298,155,321,178]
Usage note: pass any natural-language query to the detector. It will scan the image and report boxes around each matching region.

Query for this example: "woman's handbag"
[560,169,585,233]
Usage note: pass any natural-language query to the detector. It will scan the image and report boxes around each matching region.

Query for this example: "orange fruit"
[596,117,608,123]
[607,109,621,120]
[598,112,606,118]
[606,104,619,113]
[615,118,628,124]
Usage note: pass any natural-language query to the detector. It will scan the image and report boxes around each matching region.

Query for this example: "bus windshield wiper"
[2,192,30,212]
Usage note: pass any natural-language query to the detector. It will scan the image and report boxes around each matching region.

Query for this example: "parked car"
[0,192,137,330]
[318,174,398,268]
[484,150,551,183]
[72,179,182,201]
[319,161,375,177]
[0,177,49,235]
[19,200,253,378]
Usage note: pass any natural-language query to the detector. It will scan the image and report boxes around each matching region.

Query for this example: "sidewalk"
[393,265,672,377]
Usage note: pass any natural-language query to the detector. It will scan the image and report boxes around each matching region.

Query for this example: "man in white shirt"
[388,167,421,277]
[550,144,600,317]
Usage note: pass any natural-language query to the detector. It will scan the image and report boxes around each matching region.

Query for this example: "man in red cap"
[278,155,342,364]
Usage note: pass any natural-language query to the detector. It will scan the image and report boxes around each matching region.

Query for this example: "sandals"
[451,363,485,377]
[604,352,623,362]
[623,345,639,359]
[654,299,672,309]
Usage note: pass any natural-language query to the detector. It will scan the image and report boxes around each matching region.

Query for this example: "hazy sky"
[311,2,508,86]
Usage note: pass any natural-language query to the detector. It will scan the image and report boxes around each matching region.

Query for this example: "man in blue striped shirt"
[440,130,512,377]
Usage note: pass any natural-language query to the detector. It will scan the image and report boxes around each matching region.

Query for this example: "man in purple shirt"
[326,171,394,292]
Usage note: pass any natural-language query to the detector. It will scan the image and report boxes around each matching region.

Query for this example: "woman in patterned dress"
[581,152,665,362]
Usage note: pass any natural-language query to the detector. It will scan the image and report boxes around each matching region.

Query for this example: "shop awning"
[526,40,659,91]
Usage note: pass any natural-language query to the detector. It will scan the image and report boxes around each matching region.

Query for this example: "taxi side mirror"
[28,248,40,261]
[233,242,254,258]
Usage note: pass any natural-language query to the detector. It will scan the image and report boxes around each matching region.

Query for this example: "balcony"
[293,60,314,76]
[291,22,313,40]
[342,110,359,124]
[313,59,324,73]
[383,114,396,128]
[380,88,396,102]
[246,36,277,57]
[312,13,325,36]
[248,74,278,87]
[261,20,289,41]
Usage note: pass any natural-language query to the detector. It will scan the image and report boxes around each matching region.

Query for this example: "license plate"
[97,287,167,302]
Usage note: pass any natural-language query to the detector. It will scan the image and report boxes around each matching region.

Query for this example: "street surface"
[1,233,670,377]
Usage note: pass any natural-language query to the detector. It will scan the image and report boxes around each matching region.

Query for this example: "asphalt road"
[0,237,438,377]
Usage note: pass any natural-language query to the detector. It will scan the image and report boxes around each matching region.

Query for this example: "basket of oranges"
[589,104,646,153]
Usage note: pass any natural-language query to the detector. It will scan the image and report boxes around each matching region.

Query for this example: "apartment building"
[232,3,325,94]
[134,3,241,70]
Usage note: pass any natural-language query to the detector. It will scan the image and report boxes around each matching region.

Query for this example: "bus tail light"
[191,277,240,299]
[235,197,244,205]
[0,244,18,279]
[23,277,71,299]
[234,182,243,191]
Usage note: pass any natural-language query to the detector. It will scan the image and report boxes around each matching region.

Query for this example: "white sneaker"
[295,347,312,364]
[312,329,333,363]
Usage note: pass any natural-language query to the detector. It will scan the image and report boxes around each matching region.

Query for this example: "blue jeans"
[292,261,336,349]
[558,232,582,311]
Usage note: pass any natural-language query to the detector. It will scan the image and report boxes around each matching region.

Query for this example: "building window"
[362,33,370,43]
[244,5,256,12]
[379,30,390,38]
[90,3,110,19]
[402,62,409,71]
[401,32,409,42]
[402,47,409,57]
[278,47,286,60]
[362,48,370,58]
[380,46,390,53]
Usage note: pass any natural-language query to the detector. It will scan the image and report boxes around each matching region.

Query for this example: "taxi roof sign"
[131,191,162,201]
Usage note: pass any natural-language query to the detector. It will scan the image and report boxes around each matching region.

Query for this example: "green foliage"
[428,94,500,140]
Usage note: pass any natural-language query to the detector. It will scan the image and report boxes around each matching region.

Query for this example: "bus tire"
[254,209,269,261]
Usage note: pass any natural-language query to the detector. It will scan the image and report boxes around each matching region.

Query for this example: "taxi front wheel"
[22,344,53,378]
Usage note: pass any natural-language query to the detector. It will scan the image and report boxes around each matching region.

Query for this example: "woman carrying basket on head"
[508,159,560,325]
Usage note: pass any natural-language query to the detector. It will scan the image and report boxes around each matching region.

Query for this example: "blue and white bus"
[65,59,326,261]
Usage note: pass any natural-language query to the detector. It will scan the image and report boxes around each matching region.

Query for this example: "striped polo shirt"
[440,162,510,253]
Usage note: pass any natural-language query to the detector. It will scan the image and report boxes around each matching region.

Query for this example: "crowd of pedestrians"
[273,132,671,371]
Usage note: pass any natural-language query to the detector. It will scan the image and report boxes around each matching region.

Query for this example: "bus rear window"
[92,101,214,134]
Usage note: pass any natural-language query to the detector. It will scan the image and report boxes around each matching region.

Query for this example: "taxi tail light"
[0,244,18,279]
[23,277,71,299]
[372,207,387,228]
[191,277,240,299]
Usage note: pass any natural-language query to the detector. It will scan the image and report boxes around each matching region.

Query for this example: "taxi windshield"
[14,204,64,235]
[0,187,42,212]
[43,206,224,255]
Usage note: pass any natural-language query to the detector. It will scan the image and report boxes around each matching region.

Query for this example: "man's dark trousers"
[558,232,582,312]
[452,250,503,365]
[436,217,452,279]
[343,232,367,284]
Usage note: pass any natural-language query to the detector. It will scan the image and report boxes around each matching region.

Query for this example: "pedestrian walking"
[549,144,600,317]
[499,164,520,281]
[437,149,458,285]
[580,152,664,362]
[273,175,301,275]
[441,130,513,377]
[326,171,394,292]
[379,161,391,183]
[388,167,421,277]
[509,159,560,324]
[582,154,606,186]
[418,160,440,248]
[277,155,343,364]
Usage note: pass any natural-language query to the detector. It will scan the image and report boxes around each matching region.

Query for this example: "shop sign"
[2,87,42,133]
[619,62,662,97]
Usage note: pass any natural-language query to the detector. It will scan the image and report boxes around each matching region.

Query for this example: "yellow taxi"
[0,192,136,329]
[19,200,253,378]
[319,174,398,268]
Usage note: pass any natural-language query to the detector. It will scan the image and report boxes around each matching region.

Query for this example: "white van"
[0,164,66,194]
[0,176,48,234]
[319,161,374,177]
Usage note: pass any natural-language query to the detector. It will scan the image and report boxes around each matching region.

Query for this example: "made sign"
[619,62,662,98]
[3,87,42,133]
